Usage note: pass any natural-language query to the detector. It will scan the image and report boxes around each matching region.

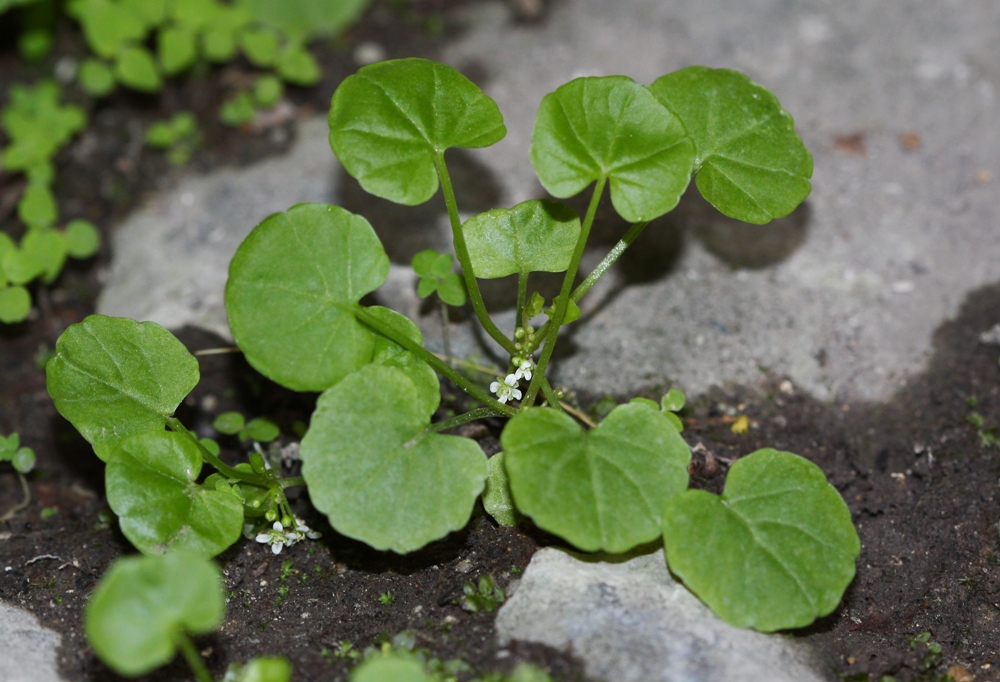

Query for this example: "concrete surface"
[0,601,65,682]
[495,548,830,682]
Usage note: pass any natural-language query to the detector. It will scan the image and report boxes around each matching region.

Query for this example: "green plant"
[66,0,368,97]
[0,81,100,323]
[145,111,200,165]
[219,74,285,127]
[46,58,860,632]
[458,575,504,613]
[0,431,35,474]
[213,410,281,443]
[86,550,291,681]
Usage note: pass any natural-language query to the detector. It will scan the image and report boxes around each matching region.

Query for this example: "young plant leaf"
[301,364,486,553]
[70,0,147,58]
[277,44,320,86]
[157,25,197,75]
[411,250,466,307]
[530,76,695,222]
[328,58,506,206]
[649,67,813,224]
[21,227,66,283]
[226,657,293,682]
[106,430,243,556]
[213,411,245,435]
[240,27,279,67]
[662,448,860,631]
[46,315,200,461]
[78,58,116,97]
[351,655,435,682]
[0,286,30,323]
[115,45,163,92]
[239,0,370,42]
[225,203,389,392]
[463,199,580,279]
[502,402,690,552]
[242,417,279,442]
[364,305,441,416]
[64,219,101,258]
[18,183,57,229]
[85,551,224,677]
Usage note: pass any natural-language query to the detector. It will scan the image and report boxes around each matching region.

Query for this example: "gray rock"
[0,602,66,682]
[495,548,831,682]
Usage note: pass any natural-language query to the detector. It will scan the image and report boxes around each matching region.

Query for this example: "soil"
[1,2,1000,682]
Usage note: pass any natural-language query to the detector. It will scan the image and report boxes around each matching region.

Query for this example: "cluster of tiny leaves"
[0,81,100,323]
[64,0,367,97]
[47,57,858,633]
[0,432,35,474]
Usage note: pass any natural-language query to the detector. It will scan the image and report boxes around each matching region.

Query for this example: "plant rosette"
[48,57,858,632]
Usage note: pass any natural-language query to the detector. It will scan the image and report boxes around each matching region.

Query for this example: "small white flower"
[256,521,288,554]
[490,374,523,404]
[285,519,322,545]
[513,358,534,382]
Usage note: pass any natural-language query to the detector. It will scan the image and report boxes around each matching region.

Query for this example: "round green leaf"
[115,46,163,93]
[253,74,284,108]
[530,76,695,223]
[106,430,244,556]
[73,0,147,58]
[12,447,35,474]
[78,58,116,97]
[227,657,293,682]
[436,273,466,307]
[64,219,101,258]
[463,199,580,279]
[168,0,220,30]
[46,315,200,461]
[329,58,506,206]
[240,27,279,67]
[649,67,813,224]
[243,417,279,442]
[225,203,389,392]
[122,0,166,27]
[365,305,440,416]
[21,228,67,283]
[415,276,438,299]
[158,26,197,75]
[85,551,224,677]
[301,365,486,553]
[351,656,434,682]
[277,44,320,86]
[662,448,860,631]
[18,183,57,229]
[1,247,43,285]
[0,285,31,323]
[213,411,245,435]
[502,402,690,553]
[203,26,237,63]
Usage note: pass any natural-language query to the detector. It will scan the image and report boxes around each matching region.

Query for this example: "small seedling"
[86,550,292,682]
[47,58,860,633]
[0,81,99,324]
[0,432,35,474]
[379,591,395,605]
[213,410,281,443]
[145,111,200,165]
[459,575,505,613]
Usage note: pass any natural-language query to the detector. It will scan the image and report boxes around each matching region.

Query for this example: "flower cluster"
[255,519,321,554]
[490,374,522,404]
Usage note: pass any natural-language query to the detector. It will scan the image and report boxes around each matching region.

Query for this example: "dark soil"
[2,2,1000,682]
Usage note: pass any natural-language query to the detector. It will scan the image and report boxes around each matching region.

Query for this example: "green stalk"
[166,418,265,486]
[540,378,563,411]
[522,177,606,406]
[175,632,213,682]
[279,476,305,489]
[428,407,503,433]
[434,154,518,356]
[533,220,649,342]
[353,305,518,418]
[516,271,528,331]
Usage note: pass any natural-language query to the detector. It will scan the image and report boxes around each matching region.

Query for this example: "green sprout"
[145,111,200,165]
[459,575,505,613]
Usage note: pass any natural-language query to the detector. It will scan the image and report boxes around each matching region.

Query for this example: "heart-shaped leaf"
[46,315,199,461]
[365,305,440,416]
[502,402,690,552]
[482,452,517,527]
[649,67,813,224]
[106,430,243,556]
[225,203,389,392]
[329,58,506,206]
[530,76,695,223]
[463,199,580,279]
[662,448,860,631]
[301,364,486,553]
[85,551,224,677]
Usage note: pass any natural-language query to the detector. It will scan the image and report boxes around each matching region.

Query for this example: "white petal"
[511,388,522,401]
[272,542,283,554]
[522,369,532,380]
[497,394,509,404]
[272,521,283,531]
[307,531,321,539]
[490,381,500,393]
[255,534,270,544]
[504,374,518,387]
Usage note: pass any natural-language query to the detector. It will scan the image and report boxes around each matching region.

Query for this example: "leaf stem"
[539,379,564,412]
[353,305,518,418]
[428,407,502,433]
[516,271,528,330]
[533,220,649,342]
[434,154,517,356]
[166,418,266,486]
[175,632,213,682]
[522,178,606,406]
[0,472,30,523]
[279,476,305,489]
